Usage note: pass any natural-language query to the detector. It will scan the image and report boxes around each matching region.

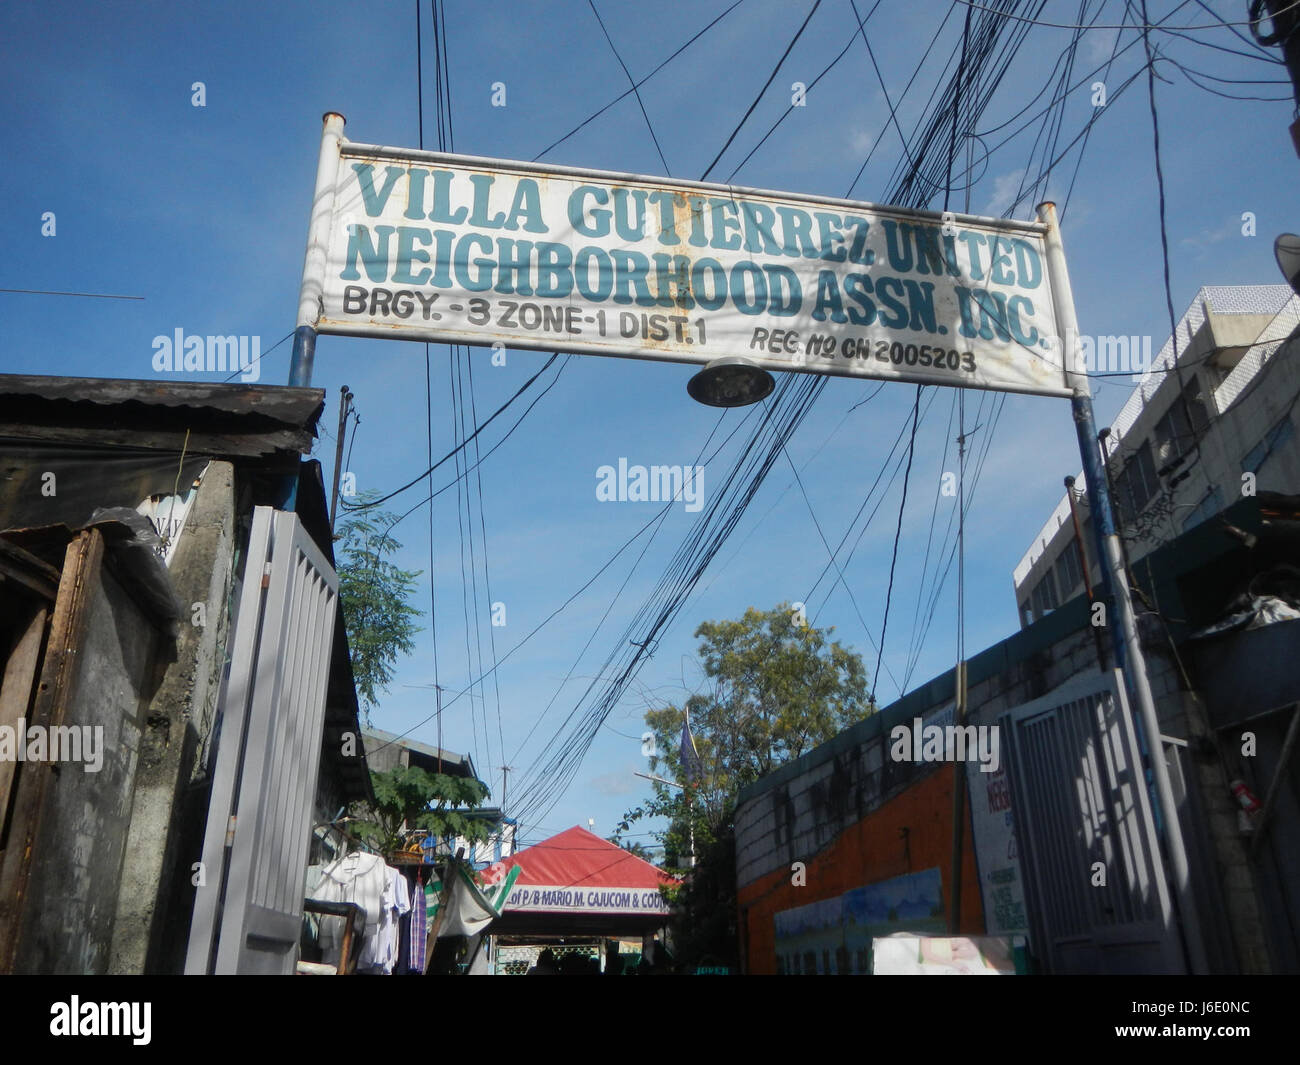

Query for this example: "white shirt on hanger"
[375,865,412,974]
[310,851,389,970]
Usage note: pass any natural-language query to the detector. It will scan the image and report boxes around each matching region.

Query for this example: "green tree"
[336,498,423,723]
[350,766,493,860]
[609,837,655,862]
[614,603,872,970]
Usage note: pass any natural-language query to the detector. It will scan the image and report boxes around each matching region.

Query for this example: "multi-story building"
[1014,284,1300,627]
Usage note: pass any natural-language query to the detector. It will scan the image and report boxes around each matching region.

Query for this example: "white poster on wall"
[967,759,1030,936]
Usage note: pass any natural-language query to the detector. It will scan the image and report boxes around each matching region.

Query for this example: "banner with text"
[502,883,670,916]
[301,135,1071,397]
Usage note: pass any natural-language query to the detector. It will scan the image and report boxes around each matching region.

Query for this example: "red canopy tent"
[483,826,678,936]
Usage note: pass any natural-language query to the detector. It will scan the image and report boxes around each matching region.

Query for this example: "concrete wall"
[3,531,164,973]
[737,764,983,974]
[109,461,236,974]
[734,588,1268,973]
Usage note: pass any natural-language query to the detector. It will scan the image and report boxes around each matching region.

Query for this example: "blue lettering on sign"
[331,167,1057,376]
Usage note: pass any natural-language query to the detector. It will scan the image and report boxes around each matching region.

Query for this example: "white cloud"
[985,168,1028,217]
[1085,27,1120,64]
[1179,218,1239,254]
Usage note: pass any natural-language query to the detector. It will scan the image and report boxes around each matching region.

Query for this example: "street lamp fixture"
[687,357,775,407]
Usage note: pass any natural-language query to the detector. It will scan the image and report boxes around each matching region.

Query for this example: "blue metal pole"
[1038,201,1207,974]
[288,325,317,388]
[1070,390,1127,671]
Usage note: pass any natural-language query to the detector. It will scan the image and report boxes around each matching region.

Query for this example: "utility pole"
[329,385,353,533]
[1065,475,1109,672]
[949,413,969,935]
[498,765,513,813]
[290,112,345,387]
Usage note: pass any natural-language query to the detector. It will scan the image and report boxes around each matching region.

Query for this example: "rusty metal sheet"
[0,374,324,426]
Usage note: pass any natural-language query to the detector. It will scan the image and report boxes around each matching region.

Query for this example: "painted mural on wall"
[773,867,945,975]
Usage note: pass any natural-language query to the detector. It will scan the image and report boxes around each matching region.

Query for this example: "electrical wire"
[870,386,921,706]
[699,0,823,181]
[220,329,294,382]
[341,352,560,511]
[0,287,144,300]
[587,0,672,174]
[947,0,1300,31]
[531,0,748,162]
[367,405,761,757]
[721,0,886,183]
[515,0,1069,830]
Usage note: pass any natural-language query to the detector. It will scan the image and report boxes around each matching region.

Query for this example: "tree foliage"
[335,498,423,722]
[350,766,493,859]
[608,837,654,862]
[613,603,872,969]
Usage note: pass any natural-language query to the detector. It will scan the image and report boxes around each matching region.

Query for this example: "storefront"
[480,826,677,974]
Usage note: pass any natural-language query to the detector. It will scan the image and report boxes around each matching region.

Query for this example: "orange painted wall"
[737,763,985,974]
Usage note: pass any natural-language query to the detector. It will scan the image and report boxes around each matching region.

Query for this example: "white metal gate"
[1000,670,1185,974]
[185,507,339,974]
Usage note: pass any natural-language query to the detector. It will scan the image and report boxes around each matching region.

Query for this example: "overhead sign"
[297,116,1072,397]
[501,883,669,916]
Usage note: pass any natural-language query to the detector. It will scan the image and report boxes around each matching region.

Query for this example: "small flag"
[680,718,700,784]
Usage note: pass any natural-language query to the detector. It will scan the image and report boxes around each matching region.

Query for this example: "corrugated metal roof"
[0,374,324,458]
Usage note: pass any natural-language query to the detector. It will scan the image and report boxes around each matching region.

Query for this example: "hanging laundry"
[309,851,390,971]
[373,865,411,975]
[409,874,428,974]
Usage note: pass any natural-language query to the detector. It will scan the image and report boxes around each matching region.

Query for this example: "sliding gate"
[999,670,1186,974]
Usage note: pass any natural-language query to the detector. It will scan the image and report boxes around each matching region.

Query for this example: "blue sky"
[3,1,1298,849]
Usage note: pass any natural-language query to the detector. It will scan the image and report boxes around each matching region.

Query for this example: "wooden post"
[422,853,460,974]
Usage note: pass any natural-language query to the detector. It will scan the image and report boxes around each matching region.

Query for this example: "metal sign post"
[290,112,346,387]
[1037,200,1207,974]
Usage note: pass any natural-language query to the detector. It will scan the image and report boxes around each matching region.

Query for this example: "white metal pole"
[290,112,345,387]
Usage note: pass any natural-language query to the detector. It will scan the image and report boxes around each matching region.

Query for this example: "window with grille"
[1054,540,1083,600]
[1030,568,1059,619]
[1114,441,1158,524]
[1153,377,1212,468]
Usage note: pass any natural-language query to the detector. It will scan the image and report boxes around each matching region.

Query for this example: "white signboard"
[297,118,1072,397]
[502,883,668,915]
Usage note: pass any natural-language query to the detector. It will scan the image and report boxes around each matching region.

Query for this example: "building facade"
[1015,284,1300,627]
